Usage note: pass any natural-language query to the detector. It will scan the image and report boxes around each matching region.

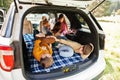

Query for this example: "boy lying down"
[33,22,94,68]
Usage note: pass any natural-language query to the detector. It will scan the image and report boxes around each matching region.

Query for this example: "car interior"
[21,7,99,79]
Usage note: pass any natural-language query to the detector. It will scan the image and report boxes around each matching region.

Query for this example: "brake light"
[0,45,14,71]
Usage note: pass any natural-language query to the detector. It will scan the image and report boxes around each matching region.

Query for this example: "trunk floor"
[23,34,88,73]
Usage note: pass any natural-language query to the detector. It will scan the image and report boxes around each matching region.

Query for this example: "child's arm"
[56,38,82,51]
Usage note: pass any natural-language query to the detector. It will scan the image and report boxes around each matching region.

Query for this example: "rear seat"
[23,18,33,35]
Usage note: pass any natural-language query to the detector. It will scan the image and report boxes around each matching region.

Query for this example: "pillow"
[59,45,74,57]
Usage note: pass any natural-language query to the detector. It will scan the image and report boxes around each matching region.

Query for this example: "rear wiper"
[14,0,18,13]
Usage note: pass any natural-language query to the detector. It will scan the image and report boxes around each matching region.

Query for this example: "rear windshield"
[22,11,94,73]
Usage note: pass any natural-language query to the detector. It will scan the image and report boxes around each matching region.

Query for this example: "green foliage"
[0,0,13,10]
[103,58,114,74]
[88,0,111,17]
[100,56,120,80]
[116,9,120,15]
[88,0,120,17]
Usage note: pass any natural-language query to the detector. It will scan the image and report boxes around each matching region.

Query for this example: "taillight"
[0,45,14,71]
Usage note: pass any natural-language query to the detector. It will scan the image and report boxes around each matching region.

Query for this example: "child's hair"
[58,14,64,20]
[52,22,62,34]
[43,19,50,27]
[43,19,48,25]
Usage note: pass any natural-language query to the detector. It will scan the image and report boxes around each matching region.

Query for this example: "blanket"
[23,34,88,73]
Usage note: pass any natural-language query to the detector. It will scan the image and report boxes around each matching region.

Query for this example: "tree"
[116,9,120,15]
[87,0,111,17]
[0,0,4,7]
[0,0,13,10]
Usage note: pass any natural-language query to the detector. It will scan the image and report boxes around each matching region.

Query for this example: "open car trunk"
[21,6,99,80]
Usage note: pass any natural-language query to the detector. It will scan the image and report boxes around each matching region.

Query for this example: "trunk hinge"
[14,0,18,13]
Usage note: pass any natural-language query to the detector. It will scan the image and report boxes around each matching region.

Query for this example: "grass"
[98,22,120,80]
[99,56,120,80]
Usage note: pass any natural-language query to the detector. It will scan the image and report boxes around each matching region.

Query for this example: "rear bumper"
[57,50,106,80]
[0,68,26,80]
[0,50,105,80]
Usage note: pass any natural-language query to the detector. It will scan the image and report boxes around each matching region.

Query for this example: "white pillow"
[59,45,74,57]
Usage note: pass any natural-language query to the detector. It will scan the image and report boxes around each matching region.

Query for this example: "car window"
[0,11,3,22]
[25,13,71,32]
[48,13,56,29]
[57,13,71,28]
[26,13,50,31]
[76,14,89,29]
[75,14,91,33]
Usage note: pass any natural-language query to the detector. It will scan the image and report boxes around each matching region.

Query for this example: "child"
[51,22,94,59]
[33,34,55,68]
[40,16,51,34]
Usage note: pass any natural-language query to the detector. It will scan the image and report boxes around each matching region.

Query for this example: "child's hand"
[41,53,52,59]
[46,36,59,42]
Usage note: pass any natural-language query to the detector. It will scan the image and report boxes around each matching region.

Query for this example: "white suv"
[0,0,106,80]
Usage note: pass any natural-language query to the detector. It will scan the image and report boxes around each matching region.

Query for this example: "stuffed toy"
[33,35,55,68]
